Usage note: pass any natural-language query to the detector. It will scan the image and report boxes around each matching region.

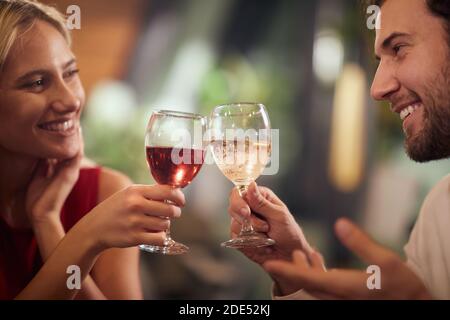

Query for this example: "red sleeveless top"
[0,167,101,300]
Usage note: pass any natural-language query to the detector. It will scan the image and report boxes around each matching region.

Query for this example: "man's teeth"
[40,120,74,132]
[400,103,421,121]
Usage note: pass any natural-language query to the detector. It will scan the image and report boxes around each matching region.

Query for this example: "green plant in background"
[81,81,154,184]
[198,52,301,175]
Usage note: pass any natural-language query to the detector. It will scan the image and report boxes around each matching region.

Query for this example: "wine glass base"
[221,233,275,249]
[139,242,189,255]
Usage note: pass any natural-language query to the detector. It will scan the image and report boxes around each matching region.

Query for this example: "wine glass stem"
[162,217,175,246]
[237,185,255,234]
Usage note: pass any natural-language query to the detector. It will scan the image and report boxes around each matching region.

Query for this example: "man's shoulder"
[426,174,450,203]
[421,174,450,216]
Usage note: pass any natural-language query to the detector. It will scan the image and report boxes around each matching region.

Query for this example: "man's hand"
[229,181,317,295]
[264,218,432,300]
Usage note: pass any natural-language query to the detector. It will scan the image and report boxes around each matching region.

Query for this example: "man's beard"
[405,63,450,162]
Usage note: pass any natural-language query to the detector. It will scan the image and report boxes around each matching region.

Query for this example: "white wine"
[210,139,271,186]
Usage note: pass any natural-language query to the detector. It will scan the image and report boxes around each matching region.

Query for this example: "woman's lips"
[37,119,77,136]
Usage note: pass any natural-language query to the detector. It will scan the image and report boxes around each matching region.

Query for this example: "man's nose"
[370,60,400,101]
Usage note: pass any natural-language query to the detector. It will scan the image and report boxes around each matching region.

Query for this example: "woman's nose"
[49,81,82,113]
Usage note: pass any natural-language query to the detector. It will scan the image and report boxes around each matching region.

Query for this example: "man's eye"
[393,45,405,55]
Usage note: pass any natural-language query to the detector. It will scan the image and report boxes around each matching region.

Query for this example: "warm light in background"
[313,30,344,85]
[328,63,367,193]
[86,81,137,128]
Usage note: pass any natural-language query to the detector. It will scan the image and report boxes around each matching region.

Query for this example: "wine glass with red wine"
[139,110,206,255]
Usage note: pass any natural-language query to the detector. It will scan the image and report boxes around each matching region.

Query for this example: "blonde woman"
[0,0,183,299]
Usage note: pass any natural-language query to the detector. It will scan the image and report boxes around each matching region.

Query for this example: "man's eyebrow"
[381,32,410,49]
[374,32,411,61]
[15,59,77,83]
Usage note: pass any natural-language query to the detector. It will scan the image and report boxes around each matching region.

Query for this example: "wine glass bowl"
[140,110,206,255]
[209,103,275,249]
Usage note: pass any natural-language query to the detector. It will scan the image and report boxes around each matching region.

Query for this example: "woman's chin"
[41,145,80,160]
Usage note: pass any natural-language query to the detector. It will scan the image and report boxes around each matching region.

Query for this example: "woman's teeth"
[39,120,75,132]
[400,103,421,121]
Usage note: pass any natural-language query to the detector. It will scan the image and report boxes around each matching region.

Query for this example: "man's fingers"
[335,218,394,265]
[229,188,251,222]
[230,218,241,236]
[230,216,269,235]
[228,206,251,224]
[292,250,309,268]
[245,182,280,219]
[263,259,310,293]
[249,183,285,206]
[264,259,369,299]
[309,250,326,270]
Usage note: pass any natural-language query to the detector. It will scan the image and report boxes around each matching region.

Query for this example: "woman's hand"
[76,184,185,253]
[26,130,83,226]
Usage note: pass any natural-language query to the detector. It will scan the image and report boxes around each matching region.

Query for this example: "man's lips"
[399,102,422,121]
[391,100,422,121]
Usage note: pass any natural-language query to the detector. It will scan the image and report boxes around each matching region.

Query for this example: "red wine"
[146,146,205,188]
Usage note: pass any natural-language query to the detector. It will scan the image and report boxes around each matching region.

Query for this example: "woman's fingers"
[135,185,185,207]
[138,231,166,247]
[138,215,170,232]
[138,198,182,219]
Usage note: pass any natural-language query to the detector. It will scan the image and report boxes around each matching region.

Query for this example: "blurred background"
[44,0,450,299]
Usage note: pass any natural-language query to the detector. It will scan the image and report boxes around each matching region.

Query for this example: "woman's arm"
[16,219,100,300]
[32,216,107,299]
[89,168,142,299]
[33,167,142,300]
[26,153,107,299]
[18,182,184,299]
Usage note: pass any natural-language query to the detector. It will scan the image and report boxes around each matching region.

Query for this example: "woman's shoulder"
[79,157,132,201]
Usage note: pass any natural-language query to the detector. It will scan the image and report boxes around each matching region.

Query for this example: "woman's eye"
[25,79,45,89]
[64,69,79,78]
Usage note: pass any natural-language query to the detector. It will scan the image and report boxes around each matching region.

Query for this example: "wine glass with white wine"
[209,102,275,248]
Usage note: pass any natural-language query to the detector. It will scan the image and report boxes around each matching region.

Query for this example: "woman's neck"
[0,147,38,227]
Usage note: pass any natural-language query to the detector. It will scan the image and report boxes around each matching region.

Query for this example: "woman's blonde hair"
[0,0,70,71]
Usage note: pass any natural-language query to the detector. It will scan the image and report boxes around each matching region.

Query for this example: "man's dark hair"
[367,0,450,44]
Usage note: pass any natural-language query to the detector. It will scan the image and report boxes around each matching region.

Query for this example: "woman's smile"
[37,118,78,137]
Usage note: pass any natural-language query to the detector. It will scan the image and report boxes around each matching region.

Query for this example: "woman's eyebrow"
[62,58,76,69]
[15,59,77,83]
[15,69,48,83]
